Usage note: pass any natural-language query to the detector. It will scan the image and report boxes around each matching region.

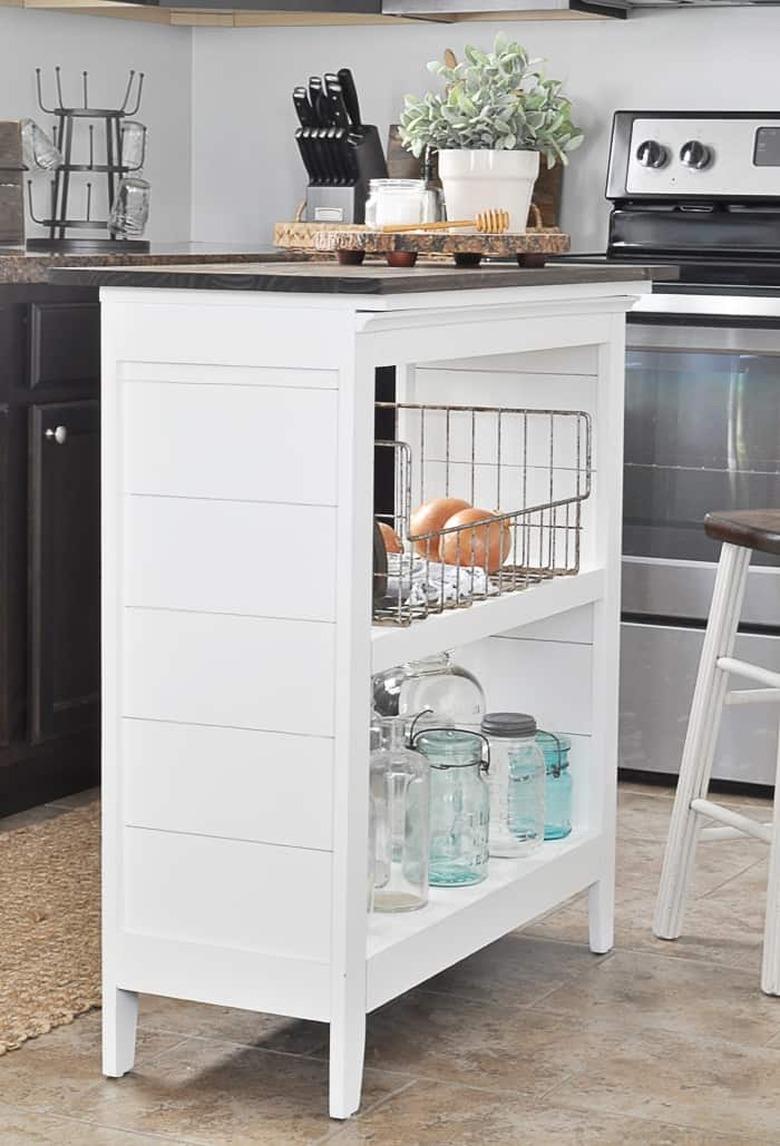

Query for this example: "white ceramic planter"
[437,149,541,234]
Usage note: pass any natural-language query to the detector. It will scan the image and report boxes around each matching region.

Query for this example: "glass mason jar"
[537,731,573,840]
[364,178,425,227]
[369,717,430,913]
[482,713,545,858]
[415,728,490,887]
[372,652,485,733]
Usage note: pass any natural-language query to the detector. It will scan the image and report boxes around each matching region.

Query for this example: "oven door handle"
[627,320,780,356]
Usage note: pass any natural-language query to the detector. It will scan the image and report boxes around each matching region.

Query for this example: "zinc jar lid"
[481,712,537,738]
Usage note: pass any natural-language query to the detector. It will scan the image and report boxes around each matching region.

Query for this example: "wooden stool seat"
[704,509,780,556]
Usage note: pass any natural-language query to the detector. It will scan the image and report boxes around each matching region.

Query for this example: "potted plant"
[399,34,583,233]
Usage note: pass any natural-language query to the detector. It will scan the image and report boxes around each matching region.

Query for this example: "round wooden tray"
[273,221,570,268]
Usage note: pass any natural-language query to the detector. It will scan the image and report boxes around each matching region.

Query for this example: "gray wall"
[190,8,780,249]
[0,7,192,243]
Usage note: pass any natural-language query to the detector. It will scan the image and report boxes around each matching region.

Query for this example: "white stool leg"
[761,721,780,995]
[654,543,751,941]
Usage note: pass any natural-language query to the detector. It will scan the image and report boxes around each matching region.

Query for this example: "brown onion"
[377,521,403,554]
[438,507,512,573]
[409,497,471,559]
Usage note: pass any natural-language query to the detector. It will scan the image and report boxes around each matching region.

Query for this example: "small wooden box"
[0,121,25,247]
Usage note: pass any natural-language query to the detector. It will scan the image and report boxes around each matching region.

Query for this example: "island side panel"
[100,291,358,1049]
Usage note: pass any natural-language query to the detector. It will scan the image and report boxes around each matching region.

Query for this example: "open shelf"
[372,565,604,673]
[366,827,603,1010]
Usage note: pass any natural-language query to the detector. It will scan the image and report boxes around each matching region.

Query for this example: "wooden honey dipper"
[379,209,511,235]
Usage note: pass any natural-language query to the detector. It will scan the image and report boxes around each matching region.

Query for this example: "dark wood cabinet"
[29,400,100,743]
[0,284,100,815]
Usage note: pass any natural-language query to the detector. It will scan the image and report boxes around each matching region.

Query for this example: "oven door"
[623,309,780,625]
[620,297,780,782]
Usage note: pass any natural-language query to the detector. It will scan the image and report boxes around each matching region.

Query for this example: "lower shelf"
[366,827,604,1011]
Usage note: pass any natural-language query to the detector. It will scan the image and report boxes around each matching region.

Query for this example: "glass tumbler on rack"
[119,120,147,171]
[109,176,150,237]
[20,118,62,170]
[537,732,573,840]
[372,652,485,733]
[415,728,490,887]
[369,717,430,913]
[482,713,545,858]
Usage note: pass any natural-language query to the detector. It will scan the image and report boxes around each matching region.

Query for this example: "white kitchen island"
[54,259,652,1119]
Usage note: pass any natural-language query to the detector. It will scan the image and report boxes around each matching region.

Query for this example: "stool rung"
[725,688,780,706]
[691,797,773,844]
[701,823,774,841]
[717,656,780,690]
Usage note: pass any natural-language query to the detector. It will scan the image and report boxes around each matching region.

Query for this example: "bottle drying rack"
[26,66,149,253]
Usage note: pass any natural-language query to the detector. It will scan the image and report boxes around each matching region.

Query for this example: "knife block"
[0,121,25,248]
[304,124,387,225]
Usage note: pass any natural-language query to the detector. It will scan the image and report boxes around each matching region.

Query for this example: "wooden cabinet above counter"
[0,0,622,26]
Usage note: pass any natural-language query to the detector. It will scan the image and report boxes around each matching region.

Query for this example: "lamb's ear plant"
[399,33,583,168]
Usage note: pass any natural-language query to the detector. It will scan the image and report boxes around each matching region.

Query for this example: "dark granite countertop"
[48,260,672,296]
[0,243,291,284]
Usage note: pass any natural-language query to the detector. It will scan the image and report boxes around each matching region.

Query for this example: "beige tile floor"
[1,781,779,1145]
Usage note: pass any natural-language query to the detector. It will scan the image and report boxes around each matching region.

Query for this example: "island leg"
[329,1007,367,1120]
[102,986,139,1077]
[588,876,615,954]
[586,325,625,956]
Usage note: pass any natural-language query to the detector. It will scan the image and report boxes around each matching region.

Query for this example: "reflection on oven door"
[620,621,780,786]
[623,331,780,570]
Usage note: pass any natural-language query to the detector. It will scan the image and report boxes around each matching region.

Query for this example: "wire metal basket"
[374,402,592,627]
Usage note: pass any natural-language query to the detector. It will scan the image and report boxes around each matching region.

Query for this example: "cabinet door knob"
[45,425,68,445]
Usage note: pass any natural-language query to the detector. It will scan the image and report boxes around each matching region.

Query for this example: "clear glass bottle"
[482,713,545,858]
[372,652,485,733]
[369,717,430,913]
[537,731,573,840]
[415,728,490,887]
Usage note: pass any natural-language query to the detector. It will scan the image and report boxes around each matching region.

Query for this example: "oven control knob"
[680,140,712,170]
[636,139,668,169]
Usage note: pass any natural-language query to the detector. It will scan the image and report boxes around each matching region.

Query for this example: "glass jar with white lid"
[364,179,425,227]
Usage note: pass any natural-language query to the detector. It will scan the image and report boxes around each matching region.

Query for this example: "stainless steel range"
[601,112,780,785]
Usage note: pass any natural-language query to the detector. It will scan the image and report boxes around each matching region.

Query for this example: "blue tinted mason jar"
[537,732,573,840]
[414,728,490,887]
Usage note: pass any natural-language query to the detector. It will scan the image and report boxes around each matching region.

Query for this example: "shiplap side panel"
[124,496,337,622]
[122,609,336,736]
[122,380,338,504]
[122,718,334,850]
[121,361,338,390]
[123,828,331,961]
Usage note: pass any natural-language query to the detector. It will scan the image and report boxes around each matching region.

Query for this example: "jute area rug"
[0,800,101,1053]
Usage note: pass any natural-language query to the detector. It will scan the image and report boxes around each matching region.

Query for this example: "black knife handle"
[308,76,324,127]
[337,68,361,127]
[293,87,316,129]
[324,83,350,130]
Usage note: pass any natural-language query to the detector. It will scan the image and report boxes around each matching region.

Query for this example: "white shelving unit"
[98,275,645,1120]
